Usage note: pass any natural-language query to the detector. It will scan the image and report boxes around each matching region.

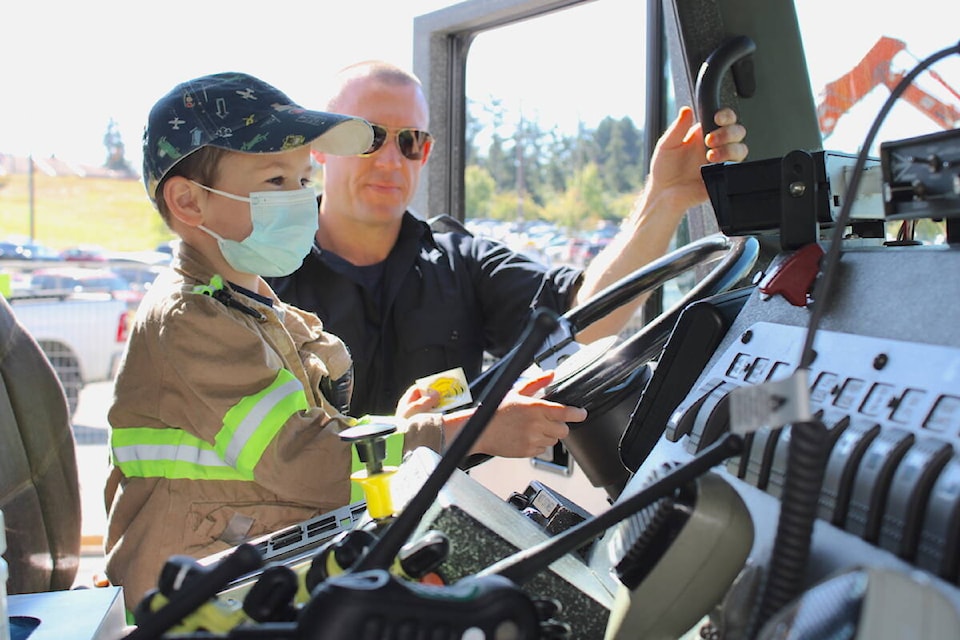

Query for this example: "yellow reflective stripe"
[215,369,309,477]
[111,428,247,481]
[111,369,308,482]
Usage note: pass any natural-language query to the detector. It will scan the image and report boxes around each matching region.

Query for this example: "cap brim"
[307,115,373,156]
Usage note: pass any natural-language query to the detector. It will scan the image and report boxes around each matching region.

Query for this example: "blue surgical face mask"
[192,181,319,277]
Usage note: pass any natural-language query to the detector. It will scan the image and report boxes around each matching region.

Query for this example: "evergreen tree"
[485,133,513,191]
[595,116,643,193]
[103,119,133,174]
[513,116,550,207]
[464,165,496,218]
[465,97,483,167]
[464,100,646,230]
[602,120,632,193]
[542,127,575,194]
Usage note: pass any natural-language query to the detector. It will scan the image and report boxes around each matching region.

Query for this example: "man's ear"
[164,177,204,226]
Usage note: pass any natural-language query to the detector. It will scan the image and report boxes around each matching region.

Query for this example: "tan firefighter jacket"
[103,243,443,607]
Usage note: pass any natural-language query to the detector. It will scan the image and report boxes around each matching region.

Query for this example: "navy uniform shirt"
[268,211,582,417]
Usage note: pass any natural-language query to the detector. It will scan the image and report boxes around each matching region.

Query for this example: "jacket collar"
[309,208,440,265]
[171,241,274,317]
[172,240,221,286]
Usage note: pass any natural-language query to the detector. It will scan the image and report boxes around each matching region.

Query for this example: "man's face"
[319,78,431,228]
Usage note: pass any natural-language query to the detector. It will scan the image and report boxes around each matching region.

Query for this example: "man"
[268,60,748,418]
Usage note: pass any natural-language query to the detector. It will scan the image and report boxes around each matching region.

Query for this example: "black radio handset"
[297,570,543,640]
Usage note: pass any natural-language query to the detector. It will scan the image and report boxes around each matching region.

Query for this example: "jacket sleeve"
[148,295,354,508]
[402,413,445,453]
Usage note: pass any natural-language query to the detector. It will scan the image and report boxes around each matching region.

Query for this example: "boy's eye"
[264,176,312,189]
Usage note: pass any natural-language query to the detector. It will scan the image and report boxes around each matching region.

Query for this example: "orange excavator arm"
[883,71,960,131]
[817,36,960,136]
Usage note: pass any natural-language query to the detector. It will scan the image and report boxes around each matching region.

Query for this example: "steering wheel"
[467,233,759,498]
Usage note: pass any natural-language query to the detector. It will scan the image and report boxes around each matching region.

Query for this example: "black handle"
[695,35,757,135]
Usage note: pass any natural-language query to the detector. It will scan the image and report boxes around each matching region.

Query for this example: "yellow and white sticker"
[416,367,473,412]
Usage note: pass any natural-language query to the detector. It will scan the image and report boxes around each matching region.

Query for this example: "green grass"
[0,174,174,252]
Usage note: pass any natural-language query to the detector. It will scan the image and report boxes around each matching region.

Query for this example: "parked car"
[155,239,180,256]
[60,244,109,262]
[0,239,61,261]
[9,292,130,416]
[29,266,143,307]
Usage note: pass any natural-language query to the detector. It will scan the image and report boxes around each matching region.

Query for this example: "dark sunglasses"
[360,124,433,161]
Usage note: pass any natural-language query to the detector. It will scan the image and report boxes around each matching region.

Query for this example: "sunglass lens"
[398,129,430,160]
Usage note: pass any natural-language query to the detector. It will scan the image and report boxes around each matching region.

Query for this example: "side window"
[461,0,660,271]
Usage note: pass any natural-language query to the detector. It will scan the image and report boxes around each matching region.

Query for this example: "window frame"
[413,0,685,227]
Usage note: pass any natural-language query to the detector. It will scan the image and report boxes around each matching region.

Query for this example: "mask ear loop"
[190,180,252,243]
[190,180,251,203]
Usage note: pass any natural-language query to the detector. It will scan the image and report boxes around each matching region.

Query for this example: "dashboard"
[594,241,960,637]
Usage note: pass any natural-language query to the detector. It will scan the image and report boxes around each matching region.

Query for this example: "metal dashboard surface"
[604,243,960,613]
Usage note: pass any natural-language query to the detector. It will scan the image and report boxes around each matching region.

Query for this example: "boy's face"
[200,147,315,242]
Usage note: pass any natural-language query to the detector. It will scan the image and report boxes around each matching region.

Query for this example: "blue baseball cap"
[142,71,373,204]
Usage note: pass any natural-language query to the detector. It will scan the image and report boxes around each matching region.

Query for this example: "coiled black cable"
[749,38,960,640]
[750,420,829,638]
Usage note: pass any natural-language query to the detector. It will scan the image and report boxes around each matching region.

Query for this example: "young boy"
[101,72,447,607]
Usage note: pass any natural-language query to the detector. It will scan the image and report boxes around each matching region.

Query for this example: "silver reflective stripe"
[222,377,304,467]
[113,443,231,468]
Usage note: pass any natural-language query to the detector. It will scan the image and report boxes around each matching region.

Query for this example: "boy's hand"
[399,368,587,459]
[395,385,441,418]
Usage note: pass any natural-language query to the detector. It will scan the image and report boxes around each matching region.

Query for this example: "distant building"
[0,153,139,180]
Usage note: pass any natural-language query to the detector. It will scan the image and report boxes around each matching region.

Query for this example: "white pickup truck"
[8,292,130,416]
